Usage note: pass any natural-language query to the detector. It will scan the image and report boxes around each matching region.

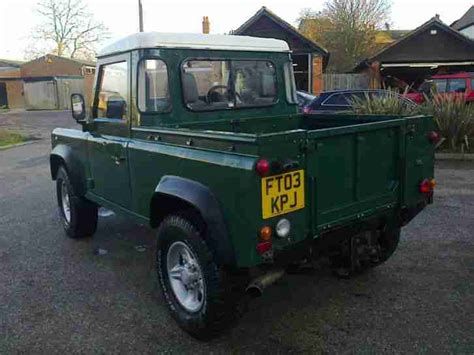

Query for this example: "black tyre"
[332,228,401,278]
[375,228,401,265]
[156,213,238,340]
[56,166,98,238]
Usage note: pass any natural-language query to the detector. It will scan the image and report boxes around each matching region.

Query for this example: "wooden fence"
[319,73,370,91]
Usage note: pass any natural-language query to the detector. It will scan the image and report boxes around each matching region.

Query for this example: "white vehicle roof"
[98,32,290,57]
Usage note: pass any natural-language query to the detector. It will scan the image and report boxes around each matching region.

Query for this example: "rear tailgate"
[306,118,407,232]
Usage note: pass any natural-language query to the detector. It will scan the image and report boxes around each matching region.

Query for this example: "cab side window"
[137,59,171,113]
[96,61,128,119]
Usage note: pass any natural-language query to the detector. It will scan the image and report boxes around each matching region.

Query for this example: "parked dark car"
[303,89,416,114]
[296,90,316,110]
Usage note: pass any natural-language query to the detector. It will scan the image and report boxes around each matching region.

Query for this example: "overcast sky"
[0,0,472,60]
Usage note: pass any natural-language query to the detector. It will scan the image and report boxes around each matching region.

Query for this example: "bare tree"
[298,0,391,72]
[27,0,108,60]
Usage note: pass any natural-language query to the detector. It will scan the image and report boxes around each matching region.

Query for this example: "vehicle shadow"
[89,212,403,353]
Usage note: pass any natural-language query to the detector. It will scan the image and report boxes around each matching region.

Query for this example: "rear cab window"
[182,59,277,111]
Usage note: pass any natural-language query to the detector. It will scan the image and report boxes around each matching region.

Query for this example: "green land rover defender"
[50,32,436,339]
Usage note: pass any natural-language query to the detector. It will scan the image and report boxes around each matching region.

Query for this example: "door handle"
[111,155,126,166]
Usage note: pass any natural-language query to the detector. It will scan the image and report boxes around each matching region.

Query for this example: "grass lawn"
[0,129,26,147]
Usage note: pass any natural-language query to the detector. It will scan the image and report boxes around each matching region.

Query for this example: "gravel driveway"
[0,111,473,353]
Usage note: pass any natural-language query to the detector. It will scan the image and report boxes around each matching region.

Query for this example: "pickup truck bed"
[53,113,435,268]
[140,113,434,228]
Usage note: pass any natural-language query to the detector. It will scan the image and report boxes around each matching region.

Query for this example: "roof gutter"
[381,61,474,68]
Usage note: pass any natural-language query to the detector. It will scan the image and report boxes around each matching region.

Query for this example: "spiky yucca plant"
[420,95,474,152]
[352,90,474,152]
[351,91,418,116]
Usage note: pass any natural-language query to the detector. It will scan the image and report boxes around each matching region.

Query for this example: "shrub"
[419,95,474,152]
[351,90,418,116]
[352,90,474,152]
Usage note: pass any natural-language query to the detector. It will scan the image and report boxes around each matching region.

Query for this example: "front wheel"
[56,166,98,238]
[156,213,238,340]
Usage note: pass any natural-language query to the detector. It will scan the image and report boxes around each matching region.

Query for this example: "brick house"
[0,59,24,109]
[0,54,96,110]
[21,54,96,110]
[233,7,329,94]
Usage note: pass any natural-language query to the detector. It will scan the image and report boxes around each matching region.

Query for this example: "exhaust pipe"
[246,268,285,297]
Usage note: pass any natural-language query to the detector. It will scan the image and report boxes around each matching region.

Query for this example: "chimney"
[202,16,210,34]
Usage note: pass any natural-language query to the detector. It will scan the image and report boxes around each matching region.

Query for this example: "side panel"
[403,115,436,206]
[127,139,262,267]
[87,133,131,207]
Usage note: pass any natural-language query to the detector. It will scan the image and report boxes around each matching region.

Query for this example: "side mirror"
[71,93,86,121]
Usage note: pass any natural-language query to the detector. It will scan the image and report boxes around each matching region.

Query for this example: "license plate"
[261,170,305,219]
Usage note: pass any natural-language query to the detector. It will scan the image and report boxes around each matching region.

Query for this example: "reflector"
[419,179,431,193]
[427,131,441,144]
[256,159,270,176]
[256,241,272,255]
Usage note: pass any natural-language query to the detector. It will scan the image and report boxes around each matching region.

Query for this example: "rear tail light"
[256,226,272,255]
[427,131,441,144]
[420,178,436,194]
[255,159,270,176]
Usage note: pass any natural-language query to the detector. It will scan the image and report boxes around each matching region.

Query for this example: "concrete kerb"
[435,153,474,161]
[0,140,37,151]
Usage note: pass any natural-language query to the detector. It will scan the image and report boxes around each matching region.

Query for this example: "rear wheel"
[156,213,239,340]
[376,228,401,264]
[332,228,401,277]
[56,166,98,238]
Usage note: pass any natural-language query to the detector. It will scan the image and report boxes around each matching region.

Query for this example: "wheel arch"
[150,176,235,266]
[50,144,87,196]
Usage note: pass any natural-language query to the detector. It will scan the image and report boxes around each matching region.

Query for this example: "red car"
[404,72,474,104]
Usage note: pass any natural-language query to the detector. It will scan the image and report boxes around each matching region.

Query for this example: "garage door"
[24,81,58,110]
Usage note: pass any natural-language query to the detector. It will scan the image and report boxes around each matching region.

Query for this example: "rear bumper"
[271,199,430,266]
[399,198,430,226]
